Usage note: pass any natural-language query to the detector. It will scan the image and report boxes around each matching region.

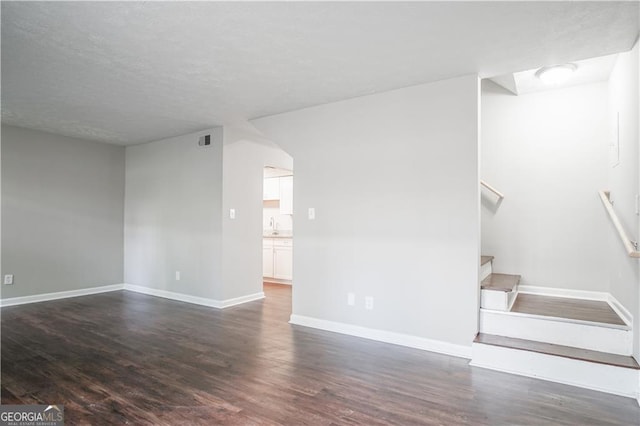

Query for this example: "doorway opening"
[262,166,293,310]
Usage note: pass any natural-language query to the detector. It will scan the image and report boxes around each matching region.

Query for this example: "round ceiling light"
[535,64,578,85]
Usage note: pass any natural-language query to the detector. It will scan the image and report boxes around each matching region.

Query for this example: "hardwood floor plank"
[2,283,639,425]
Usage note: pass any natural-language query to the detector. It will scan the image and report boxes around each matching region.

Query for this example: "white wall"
[481,80,610,292]
[124,128,224,300]
[607,42,640,356]
[123,123,292,304]
[253,75,480,350]
[1,125,125,298]
[221,126,292,300]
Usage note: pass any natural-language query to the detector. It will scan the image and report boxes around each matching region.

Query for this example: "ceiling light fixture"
[535,64,577,85]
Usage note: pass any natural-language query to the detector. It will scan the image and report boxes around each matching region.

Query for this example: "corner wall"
[221,125,292,301]
[252,75,481,352]
[124,128,224,300]
[1,125,125,298]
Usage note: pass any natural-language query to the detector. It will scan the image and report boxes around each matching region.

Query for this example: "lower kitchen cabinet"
[263,239,274,277]
[273,245,292,280]
[263,238,292,282]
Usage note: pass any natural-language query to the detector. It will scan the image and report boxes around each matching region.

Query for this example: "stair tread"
[474,333,639,370]
[481,256,494,266]
[512,294,626,326]
[481,273,519,292]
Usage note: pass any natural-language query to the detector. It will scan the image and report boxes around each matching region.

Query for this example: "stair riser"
[480,261,492,281]
[480,289,517,311]
[480,310,633,355]
[471,343,639,398]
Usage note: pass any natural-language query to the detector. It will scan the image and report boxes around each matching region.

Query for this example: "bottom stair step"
[474,333,639,369]
[471,333,639,398]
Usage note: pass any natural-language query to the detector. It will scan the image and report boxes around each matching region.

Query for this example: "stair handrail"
[598,190,640,258]
[481,180,505,200]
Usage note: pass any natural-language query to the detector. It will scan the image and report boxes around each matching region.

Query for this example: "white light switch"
[4,275,13,285]
[347,292,355,306]
[308,208,315,220]
[229,208,236,219]
[175,271,181,281]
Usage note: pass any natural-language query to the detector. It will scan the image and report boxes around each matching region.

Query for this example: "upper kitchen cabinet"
[279,176,293,215]
[263,177,280,200]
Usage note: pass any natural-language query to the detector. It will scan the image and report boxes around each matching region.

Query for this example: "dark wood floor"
[2,283,640,425]
[512,293,627,326]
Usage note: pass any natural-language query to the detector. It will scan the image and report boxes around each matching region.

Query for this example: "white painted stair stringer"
[480,261,492,281]
[470,342,639,398]
[480,309,633,356]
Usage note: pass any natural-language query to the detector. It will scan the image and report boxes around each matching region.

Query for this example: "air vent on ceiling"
[198,134,211,147]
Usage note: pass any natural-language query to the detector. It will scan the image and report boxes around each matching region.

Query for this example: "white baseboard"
[0,283,125,307]
[289,314,472,359]
[471,342,639,399]
[608,294,633,328]
[218,291,265,308]
[518,285,608,301]
[124,284,222,308]
[124,284,264,309]
[1,283,264,310]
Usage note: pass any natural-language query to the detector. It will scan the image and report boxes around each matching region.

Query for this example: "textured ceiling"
[2,2,638,145]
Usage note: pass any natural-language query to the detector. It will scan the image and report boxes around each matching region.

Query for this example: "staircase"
[480,256,519,311]
[472,255,640,399]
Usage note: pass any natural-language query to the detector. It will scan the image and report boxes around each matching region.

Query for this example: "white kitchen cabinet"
[263,239,274,277]
[263,237,292,282]
[279,176,293,215]
[273,239,293,281]
[263,177,280,200]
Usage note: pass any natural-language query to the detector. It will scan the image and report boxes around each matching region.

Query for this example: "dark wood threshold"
[512,294,626,326]
[481,255,494,266]
[475,333,640,370]
[481,273,520,292]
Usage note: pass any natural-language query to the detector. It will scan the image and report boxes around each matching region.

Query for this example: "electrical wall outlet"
[175,271,181,281]
[365,296,374,310]
[4,274,14,285]
[347,292,355,306]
